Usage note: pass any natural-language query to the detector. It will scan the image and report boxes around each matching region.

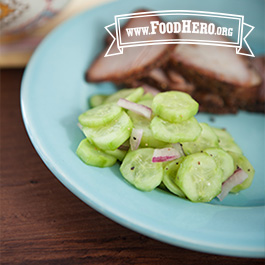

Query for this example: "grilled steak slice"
[170,32,262,110]
[86,13,177,83]
[245,56,265,112]
[193,92,238,114]
[88,16,264,114]
[134,67,195,94]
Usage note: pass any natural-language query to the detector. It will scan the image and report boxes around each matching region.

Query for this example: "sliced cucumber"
[78,103,122,127]
[212,127,234,141]
[127,110,168,148]
[163,158,186,198]
[120,148,163,191]
[150,116,202,143]
[158,182,168,191]
[89,94,108,108]
[137,99,153,108]
[152,91,199,123]
[82,111,133,151]
[212,127,243,154]
[76,139,117,167]
[140,93,154,101]
[76,88,253,201]
[181,123,219,155]
[176,153,223,202]
[104,87,144,104]
[227,151,255,193]
[204,147,236,182]
[105,148,127,161]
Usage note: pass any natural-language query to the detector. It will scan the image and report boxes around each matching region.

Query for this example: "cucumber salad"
[76,88,255,202]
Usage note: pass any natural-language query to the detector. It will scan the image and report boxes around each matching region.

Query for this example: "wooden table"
[1,68,264,264]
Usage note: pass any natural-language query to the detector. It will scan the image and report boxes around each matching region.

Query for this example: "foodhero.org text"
[126,20,233,37]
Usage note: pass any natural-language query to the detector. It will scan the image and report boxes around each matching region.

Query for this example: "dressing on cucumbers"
[76,88,255,203]
[79,103,122,127]
[151,116,201,143]
[204,147,235,182]
[152,91,199,123]
[176,153,222,202]
[76,139,117,167]
[181,123,219,155]
[120,148,163,191]
[104,87,144,104]
[163,158,186,198]
[82,111,133,150]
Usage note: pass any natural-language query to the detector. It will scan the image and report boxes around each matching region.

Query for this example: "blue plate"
[21,0,265,258]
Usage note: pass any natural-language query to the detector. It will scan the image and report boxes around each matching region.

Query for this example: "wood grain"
[0,69,264,264]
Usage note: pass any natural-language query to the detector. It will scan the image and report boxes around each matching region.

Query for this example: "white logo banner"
[104,10,255,57]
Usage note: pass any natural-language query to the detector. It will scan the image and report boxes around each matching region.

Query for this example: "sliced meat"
[91,15,264,114]
[193,92,237,114]
[86,12,177,83]
[245,56,265,112]
[139,68,170,91]
[252,56,265,104]
[147,68,169,90]
[135,67,195,94]
[165,68,195,94]
[170,30,262,110]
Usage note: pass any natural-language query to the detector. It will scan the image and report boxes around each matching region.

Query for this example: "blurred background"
[0,0,111,68]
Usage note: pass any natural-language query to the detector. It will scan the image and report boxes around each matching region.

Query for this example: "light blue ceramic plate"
[21,0,265,258]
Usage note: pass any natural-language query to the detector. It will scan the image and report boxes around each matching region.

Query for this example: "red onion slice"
[77,122,83,130]
[172,143,185,157]
[130,128,143,151]
[118,140,130,151]
[117,98,152,119]
[217,168,248,201]
[152,147,182,163]
[141,84,160,96]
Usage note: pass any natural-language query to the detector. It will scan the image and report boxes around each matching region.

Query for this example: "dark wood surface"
[0,68,264,265]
